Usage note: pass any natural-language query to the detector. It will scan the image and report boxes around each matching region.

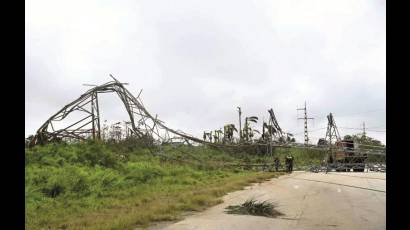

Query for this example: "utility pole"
[237,107,242,142]
[297,101,314,146]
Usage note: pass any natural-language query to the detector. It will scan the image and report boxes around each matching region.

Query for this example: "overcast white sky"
[25,0,386,144]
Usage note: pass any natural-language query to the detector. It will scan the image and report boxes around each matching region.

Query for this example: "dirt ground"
[148,171,385,230]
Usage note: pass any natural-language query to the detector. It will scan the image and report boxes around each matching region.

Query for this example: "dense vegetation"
[25,141,325,230]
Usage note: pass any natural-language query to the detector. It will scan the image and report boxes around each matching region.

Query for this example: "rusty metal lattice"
[29,75,209,147]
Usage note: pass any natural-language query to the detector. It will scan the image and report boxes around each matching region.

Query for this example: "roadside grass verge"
[56,172,282,230]
[26,141,286,230]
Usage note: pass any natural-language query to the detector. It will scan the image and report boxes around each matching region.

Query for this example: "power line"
[291,126,386,135]
[291,127,327,135]
[313,108,386,120]
[339,127,386,132]
[366,126,386,129]
[336,109,385,117]
[310,127,327,132]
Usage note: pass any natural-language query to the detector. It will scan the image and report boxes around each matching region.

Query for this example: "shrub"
[68,142,119,168]
[124,162,167,184]
[42,181,65,198]
[225,199,283,218]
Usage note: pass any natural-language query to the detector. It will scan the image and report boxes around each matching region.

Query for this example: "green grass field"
[25,141,324,229]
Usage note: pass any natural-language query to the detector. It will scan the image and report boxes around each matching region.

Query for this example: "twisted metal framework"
[29,75,208,147]
[325,113,341,144]
[28,75,387,172]
[267,108,284,140]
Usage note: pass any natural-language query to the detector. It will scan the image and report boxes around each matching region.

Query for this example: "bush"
[225,199,283,218]
[42,181,65,198]
[123,161,167,184]
[77,142,118,168]
[27,165,93,198]
[26,141,121,168]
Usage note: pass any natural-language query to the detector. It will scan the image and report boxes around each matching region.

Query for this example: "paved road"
[159,171,385,230]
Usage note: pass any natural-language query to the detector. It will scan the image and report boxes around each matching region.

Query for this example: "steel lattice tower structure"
[297,101,314,145]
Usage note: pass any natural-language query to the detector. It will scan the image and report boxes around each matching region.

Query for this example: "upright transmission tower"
[297,101,314,145]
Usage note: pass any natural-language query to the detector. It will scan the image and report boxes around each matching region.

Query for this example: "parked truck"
[329,139,367,172]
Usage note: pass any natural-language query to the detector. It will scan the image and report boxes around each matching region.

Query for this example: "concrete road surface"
[157,171,385,230]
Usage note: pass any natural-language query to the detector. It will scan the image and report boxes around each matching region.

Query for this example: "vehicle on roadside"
[370,163,386,172]
[328,139,367,172]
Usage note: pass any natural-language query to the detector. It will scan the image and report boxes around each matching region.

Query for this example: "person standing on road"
[285,156,290,172]
[285,155,294,173]
[289,155,294,172]
[274,157,280,171]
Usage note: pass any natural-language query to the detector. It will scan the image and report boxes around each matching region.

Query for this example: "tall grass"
[25,141,317,229]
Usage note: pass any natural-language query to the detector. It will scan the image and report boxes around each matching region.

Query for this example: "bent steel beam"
[29,76,213,147]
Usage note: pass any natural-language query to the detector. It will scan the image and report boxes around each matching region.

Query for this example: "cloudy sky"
[25,0,386,144]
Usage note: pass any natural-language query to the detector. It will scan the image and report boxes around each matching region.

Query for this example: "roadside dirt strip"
[154,171,385,230]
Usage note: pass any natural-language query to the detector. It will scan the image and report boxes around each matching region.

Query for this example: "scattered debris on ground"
[225,199,284,218]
